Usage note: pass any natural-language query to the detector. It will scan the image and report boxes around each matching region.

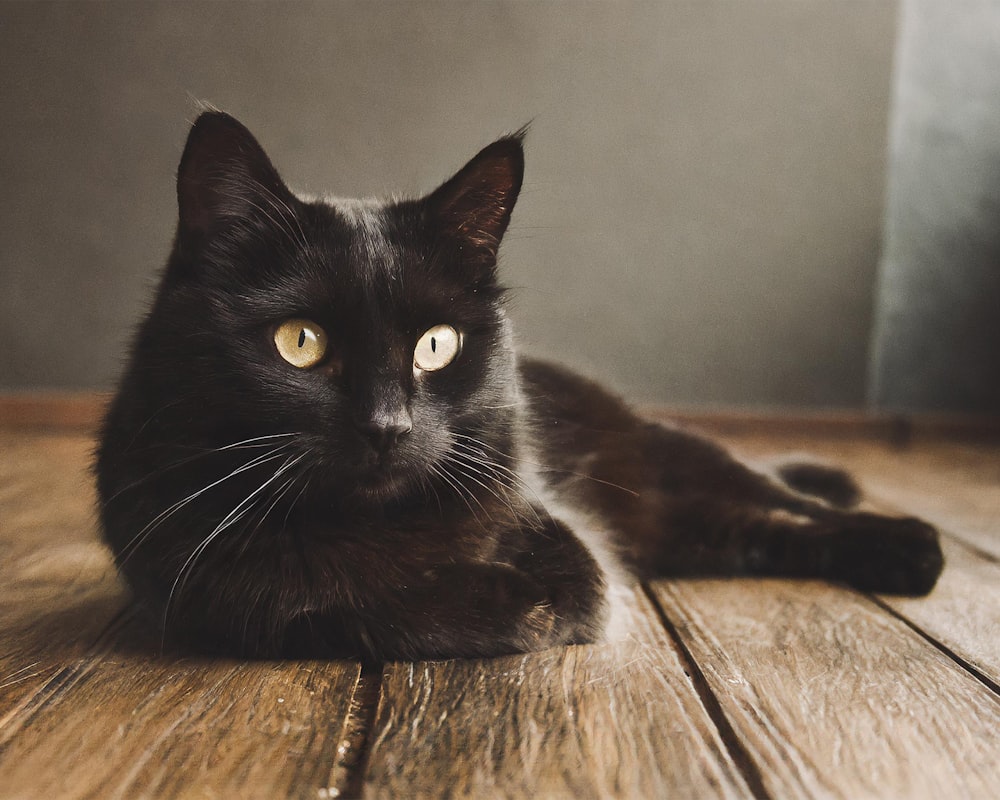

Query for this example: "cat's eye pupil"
[297,329,306,348]
[431,337,437,353]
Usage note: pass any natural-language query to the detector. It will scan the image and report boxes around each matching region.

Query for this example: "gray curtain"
[870,0,1000,415]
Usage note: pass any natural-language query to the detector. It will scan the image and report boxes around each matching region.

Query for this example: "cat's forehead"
[305,194,409,262]
[260,191,456,319]
[324,196,396,265]
[243,190,486,323]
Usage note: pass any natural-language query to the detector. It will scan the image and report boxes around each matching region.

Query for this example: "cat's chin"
[350,467,420,504]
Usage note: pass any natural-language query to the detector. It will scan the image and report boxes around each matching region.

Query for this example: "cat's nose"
[355,408,412,452]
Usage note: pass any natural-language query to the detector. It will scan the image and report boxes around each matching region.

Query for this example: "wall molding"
[2,393,998,443]
[0,392,110,431]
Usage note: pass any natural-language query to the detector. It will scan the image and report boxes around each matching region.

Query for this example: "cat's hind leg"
[650,492,944,595]
[614,424,945,595]
[520,359,944,598]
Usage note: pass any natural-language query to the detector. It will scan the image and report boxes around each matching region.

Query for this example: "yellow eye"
[414,325,461,372]
[274,319,328,368]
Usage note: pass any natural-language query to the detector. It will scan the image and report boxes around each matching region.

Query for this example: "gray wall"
[1,1,899,408]
[870,0,1000,415]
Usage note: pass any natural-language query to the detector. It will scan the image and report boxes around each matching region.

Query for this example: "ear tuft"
[426,132,525,261]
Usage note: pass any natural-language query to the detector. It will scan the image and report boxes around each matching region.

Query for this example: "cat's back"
[517,356,642,442]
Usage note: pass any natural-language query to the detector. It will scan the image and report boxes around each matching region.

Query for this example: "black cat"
[95,112,943,661]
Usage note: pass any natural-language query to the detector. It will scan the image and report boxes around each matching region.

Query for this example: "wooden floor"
[2,420,999,798]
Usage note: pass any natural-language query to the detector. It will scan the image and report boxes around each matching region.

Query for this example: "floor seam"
[641,582,772,800]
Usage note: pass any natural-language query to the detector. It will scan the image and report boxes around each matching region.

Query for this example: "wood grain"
[3,426,1000,798]
[0,650,361,799]
[652,578,1000,799]
[0,432,127,729]
[874,536,1000,689]
[860,443,1000,559]
[361,587,753,799]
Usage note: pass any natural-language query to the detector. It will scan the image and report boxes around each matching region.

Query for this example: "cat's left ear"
[425,132,525,269]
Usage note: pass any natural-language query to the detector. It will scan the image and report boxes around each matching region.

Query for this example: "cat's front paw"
[831,515,944,595]
[483,569,577,652]
[421,562,566,655]
[517,599,560,650]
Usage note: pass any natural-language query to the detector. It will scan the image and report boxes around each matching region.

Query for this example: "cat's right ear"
[175,111,293,253]
[424,132,525,277]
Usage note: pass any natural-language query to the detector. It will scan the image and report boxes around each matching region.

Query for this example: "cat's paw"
[517,599,560,649]
[831,515,944,595]
[489,569,567,651]
[420,562,565,654]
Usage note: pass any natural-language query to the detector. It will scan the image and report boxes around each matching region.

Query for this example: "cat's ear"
[176,111,294,248]
[425,132,525,267]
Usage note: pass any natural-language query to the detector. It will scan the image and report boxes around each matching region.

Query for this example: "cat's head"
[132,111,525,502]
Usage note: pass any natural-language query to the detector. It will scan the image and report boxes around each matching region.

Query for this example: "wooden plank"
[362,586,753,799]
[842,440,1000,690]
[0,432,99,547]
[0,649,362,799]
[652,579,1000,799]
[5,425,999,797]
[0,432,128,725]
[876,537,1000,688]
[0,544,127,732]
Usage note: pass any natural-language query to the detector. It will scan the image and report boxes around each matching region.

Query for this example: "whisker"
[451,430,641,498]
[532,466,641,498]
[449,437,548,512]
[241,174,311,252]
[121,398,187,453]
[282,476,312,532]
[428,462,490,530]
[254,177,311,251]
[443,453,520,519]
[450,441,544,526]
[103,432,300,508]
[444,448,545,529]
[117,444,294,566]
[233,473,299,562]
[162,452,306,643]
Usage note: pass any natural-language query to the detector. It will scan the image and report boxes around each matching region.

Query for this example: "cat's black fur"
[95,112,944,661]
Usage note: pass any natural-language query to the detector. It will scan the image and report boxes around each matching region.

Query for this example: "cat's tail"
[774,460,862,509]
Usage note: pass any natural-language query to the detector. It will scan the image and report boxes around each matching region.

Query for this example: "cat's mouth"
[354,471,414,502]
[353,455,418,501]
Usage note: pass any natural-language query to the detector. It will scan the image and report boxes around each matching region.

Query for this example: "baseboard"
[1,392,997,442]
[0,392,110,431]
[643,406,1000,444]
